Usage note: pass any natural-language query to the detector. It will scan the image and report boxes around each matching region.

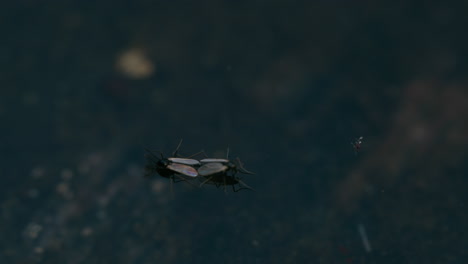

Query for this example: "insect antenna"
[186,150,206,159]
[145,148,164,162]
[144,148,161,162]
[198,150,209,158]
[172,139,184,157]
[144,149,161,178]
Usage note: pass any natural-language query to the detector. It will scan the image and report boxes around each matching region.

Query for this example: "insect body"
[198,154,254,192]
[144,140,201,183]
[144,149,199,180]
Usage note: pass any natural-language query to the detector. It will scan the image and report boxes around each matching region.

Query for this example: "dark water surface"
[1,1,467,263]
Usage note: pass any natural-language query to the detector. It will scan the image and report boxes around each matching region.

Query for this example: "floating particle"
[357,223,372,253]
[81,227,93,237]
[116,48,155,79]
[61,169,74,181]
[31,167,45,178]
[24,223,42,239]
[28,189,39,198]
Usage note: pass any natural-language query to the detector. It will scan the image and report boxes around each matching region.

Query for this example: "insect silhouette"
[351,136,363,155]
[144,140,201,185]
[197,149,254,193]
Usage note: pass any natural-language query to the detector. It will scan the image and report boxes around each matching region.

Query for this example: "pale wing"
[198,163,227,176]
[168,157,200,166]
[167,164,198,177]
[200,158,230,163]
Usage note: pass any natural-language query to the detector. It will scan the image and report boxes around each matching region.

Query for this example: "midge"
[198,149,254,192]
[351,136,363,155]
[144,140,201,183]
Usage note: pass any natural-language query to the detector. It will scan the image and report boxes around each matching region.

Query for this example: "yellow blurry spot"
[116,49,155,79]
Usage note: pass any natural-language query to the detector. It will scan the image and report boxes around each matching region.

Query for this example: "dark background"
[1,1,467,263]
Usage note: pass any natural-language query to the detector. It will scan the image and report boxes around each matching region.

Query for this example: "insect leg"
[174,174,198,187]
[223,176,228,194]
[236,158,255,175]
[170,176,174,198]
[199,176,214,187]
[238,179,255,192]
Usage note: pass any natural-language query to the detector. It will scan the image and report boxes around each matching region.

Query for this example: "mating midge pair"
[144,141,254,193]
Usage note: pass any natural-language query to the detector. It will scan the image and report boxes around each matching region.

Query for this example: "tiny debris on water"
[61,169,74,181]
[28,189,39,199]
[115,48,155,79]
[251,239,259,247]
[56,182,74,200]
[24,223,43,239]
[34,247,44,254]
[31,167,45,178]
[357,223,372,253]
[151,180,167,194]
[81,227,93,237]
[351,136,364,155]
